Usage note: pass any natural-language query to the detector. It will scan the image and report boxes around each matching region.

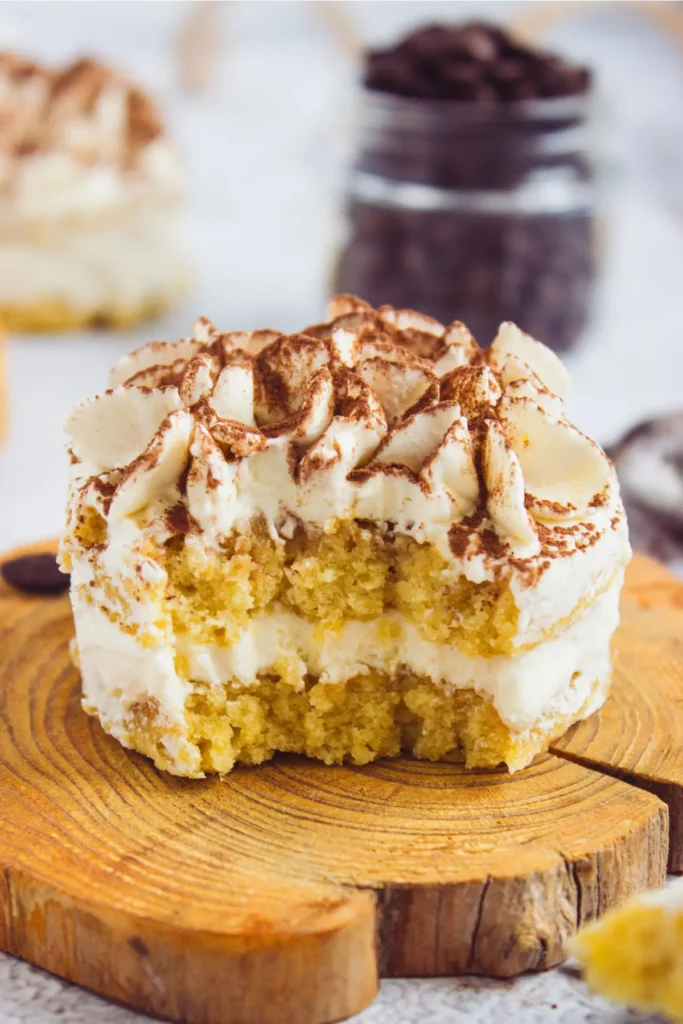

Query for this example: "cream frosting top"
[0,53,182,224]
[64,295,630,641]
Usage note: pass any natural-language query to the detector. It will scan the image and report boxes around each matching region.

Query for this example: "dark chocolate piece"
[610,412,683,559]
[1,552,70,595]
[621,498,683,566]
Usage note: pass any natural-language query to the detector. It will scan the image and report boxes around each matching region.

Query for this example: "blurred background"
[0,0,682,564]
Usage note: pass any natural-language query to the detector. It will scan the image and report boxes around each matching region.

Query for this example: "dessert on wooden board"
[59,295,630,777]
[574,879,683,1021]
[0,53,188,330]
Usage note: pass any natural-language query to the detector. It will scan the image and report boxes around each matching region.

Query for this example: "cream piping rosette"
[65,299,616,584]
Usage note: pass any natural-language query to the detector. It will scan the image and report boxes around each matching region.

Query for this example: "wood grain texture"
[0,546,677,1024]
[552,555,683,871]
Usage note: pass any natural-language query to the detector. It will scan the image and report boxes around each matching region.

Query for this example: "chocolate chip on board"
[1,552,70,595]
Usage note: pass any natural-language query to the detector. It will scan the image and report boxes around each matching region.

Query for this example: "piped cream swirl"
[66,297,615,555]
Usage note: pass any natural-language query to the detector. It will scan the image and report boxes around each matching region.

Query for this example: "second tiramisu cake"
[60,296,630,776]
[0,54,187,330]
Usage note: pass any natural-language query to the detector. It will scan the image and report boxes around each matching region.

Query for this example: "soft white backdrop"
[0,3,681,1022]
[1,1,683,553]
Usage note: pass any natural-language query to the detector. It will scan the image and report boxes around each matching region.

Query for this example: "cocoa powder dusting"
[78,295,621,595]
[0,53,165,161]
[589,489,608,508]
[165,503,198,536]
[177,461,191,497]
[449,510,485,558]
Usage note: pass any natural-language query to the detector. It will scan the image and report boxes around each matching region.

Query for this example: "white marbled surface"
[0,953,664,1024]
[0,3,681,1022]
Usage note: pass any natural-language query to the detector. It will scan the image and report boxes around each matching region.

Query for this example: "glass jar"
[333,89,598,353]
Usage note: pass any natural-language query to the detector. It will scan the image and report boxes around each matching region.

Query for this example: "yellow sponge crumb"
[153,668,592,776]
[163,522,284,645]
[158,518,519,658]
[74,506,108,549]
[283,520,390,627]
[0,293,180,332]
[573,889,683,1022]
[391,535,518,656]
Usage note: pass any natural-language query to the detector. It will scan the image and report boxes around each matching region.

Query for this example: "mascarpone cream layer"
[180,577,621,730]
[72,569,621,749]
[0,203,188,310]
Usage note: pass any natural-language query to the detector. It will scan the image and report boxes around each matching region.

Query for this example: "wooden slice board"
[551,554,683,869]
[1,544,682,1024]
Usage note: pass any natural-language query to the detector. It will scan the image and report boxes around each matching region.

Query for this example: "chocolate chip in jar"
[363,22,591,105]
[335,21,598,352]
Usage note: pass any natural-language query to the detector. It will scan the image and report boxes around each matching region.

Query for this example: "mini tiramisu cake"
[60,296,631,777]
[0,54,187,330]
